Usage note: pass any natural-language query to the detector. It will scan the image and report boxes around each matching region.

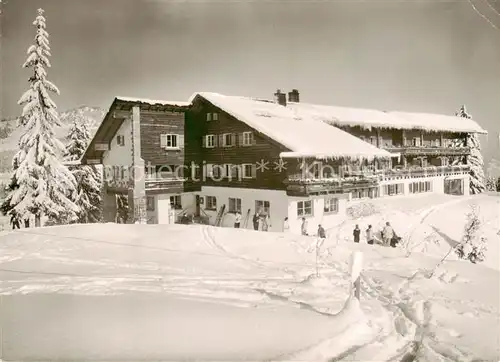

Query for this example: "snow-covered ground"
[1,194,499,361]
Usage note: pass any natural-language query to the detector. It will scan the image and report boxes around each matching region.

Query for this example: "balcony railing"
[285,175,379,196]
[384,146,471,156]
[381,165,470,178]
[145,176,185,190]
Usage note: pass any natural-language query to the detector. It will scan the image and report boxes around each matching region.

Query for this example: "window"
[160,134,181,149]
[241,132,254,146]
[223,164,239,179]
[297,200,313,217]
[146,196,155,211]
[170,195,182,210]
[255,200,270,215]
[204,134,215,148]
[242,164,256,179]
[152,165,176,179]
[222,133,235,147]
[206,112,219,121]
[412,137,421,147]
[409,181,432,194]
[228,197,242,213]
[206,196,217,210]
[383,183,404,196]
[324,198,338,213]
[209,164,222,179]
[116,135,125,146]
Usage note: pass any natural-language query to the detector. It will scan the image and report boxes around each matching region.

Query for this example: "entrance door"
[444,179,464,195]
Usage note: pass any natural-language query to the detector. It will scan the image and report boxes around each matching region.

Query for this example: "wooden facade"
[184,96,291,191]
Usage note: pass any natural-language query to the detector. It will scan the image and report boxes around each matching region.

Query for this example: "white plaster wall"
[198,186,288,232]
[378,173,470,197]
[287,195,348,235]
[148,193,196,223]
[102,118,133,167]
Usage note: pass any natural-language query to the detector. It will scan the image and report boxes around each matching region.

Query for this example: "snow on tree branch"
[2,8,79,226]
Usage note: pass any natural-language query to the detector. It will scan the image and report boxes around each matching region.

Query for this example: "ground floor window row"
[297,197,339,217]
[146,195,182,212]
[381,181,433,196]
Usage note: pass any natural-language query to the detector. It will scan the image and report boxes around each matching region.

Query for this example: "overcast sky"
[1,0,499,162]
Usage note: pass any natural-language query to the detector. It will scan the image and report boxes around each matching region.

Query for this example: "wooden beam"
[112,109,131,119]
[94,142,109,151]
[86,159,102,165]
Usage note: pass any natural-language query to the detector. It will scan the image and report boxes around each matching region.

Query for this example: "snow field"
[0,193,499,360]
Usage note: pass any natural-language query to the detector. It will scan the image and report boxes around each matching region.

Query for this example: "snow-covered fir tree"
[485,176,497,191]
[454,105,486,194]
[6,8,79,227]
[64,109,103,223]
[455,205,487,263]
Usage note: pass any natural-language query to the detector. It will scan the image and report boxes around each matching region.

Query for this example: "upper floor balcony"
[284,175,379,197]
[343,164,470,179]
[102,165,185,193]
[383,145,471,157]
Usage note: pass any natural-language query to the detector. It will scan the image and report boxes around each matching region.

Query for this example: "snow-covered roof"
[192,92,394,160]
[287,102,488,134]
[115,96,190,107]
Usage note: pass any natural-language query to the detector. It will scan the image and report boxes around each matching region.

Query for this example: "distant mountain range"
[0,106,106,174]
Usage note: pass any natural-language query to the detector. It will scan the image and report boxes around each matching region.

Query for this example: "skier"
[366,225,374,245]
[382,222,394,246]
[234,211,241,228]
[262,214,270,232]
[283,217,290,232]
[317,224,326,240]
[10,211,20,230]
[252,212,260,231]
[353,224,361,243]
[301,217,308,236]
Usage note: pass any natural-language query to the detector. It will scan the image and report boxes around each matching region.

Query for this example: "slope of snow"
[1,194,499,362]
[192,92,393,160]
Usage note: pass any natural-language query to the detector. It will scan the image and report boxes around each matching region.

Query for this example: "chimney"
[288,89,300,103]
[274,89,287,107]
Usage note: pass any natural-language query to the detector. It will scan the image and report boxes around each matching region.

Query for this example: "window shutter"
[178,134,185,148]
[206,113,212,121]
[219,134,224,147]
[251,132,257,145]
[251,164,257,178]
[160,134,166,148]
[239,133,244,146]
[202,135,207,148]
[231,133,236,147]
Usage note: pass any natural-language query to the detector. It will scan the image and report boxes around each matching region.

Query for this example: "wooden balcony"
[284,176,379,197]
[144,176,185,194]
[380,165,470,179]
[384,146,471,156]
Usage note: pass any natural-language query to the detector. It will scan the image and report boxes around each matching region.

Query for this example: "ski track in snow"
[1,196,498,361]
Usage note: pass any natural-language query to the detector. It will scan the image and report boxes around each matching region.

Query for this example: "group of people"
[9,211,29,230]
[352,222,400,247]
[232,211,271,231]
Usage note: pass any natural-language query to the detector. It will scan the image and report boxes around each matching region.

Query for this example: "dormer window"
[116,135,125,146]
[206,112,219,121]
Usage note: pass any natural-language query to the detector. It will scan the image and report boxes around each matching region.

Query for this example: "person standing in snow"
[10,211,20,230]
[353,224,361,243]
[301,218,308,236]
[366,225,374,245]
[317,224,326,240]
[382,222,394,246]
[283,217,289,232]
[234,211,241,228]
[262,214,270,232]
[252,212,260,231]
